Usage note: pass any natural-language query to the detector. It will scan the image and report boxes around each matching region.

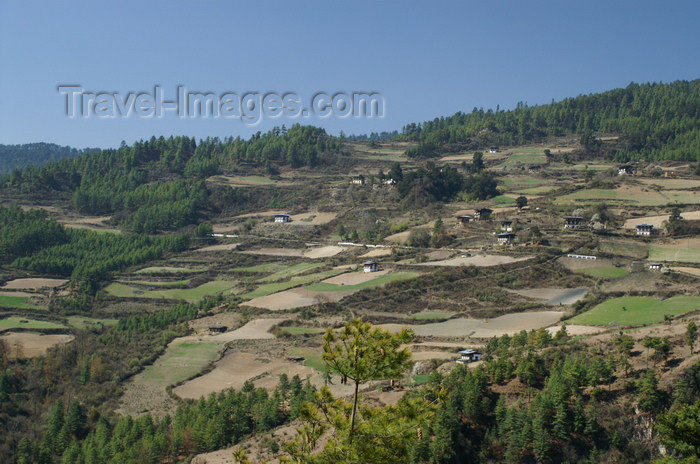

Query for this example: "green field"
[305,272,420,293]
[0,317,65,329]
[490,195,516,205]
[239,176,275,184]
[105,280,238,302]
[287,348,327,373]
[411,374,431,384]
[66,317,118,329]
[138,341,224,387]
[259,263,325,282]
[575,266,628,278]
[568,296,700,326]
[280,326,326,335]
[494,149,547,169]
[241,269,345,299]
[649,245,700,264]
[512,186,556,195]
[0,295,40,309]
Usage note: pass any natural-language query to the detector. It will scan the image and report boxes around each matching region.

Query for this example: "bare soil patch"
[558,256,614,270]
[289,211,337,225]
[303,245,347,258]
[2,278,69,289]
[546,324,606,336]
[322,270,388,286]
[670,266,700,277]
[507,287,588,305]
[470,312,564,338]
[384,230,412,243]
[411,351,458,361]
[208,318,288,342]
[380,311,563,339]
[173,352,294,399]
[242,246,347,259]
[425,250,455,260]
[193,243,240,252]
[234,209,288,219]
[176,349,357,401]
[243,288,353,311]
[360,248,393,258]
[623,211,700,229]
[1,332,74,357]
[416,254,533,267]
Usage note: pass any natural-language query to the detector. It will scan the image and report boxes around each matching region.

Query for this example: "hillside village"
[1,125,700,462]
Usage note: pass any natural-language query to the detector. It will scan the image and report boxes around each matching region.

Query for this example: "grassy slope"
[575,266,628,278]
[0,295,40,309]
[305,272,420,292]
[649,245,700,264]
[568,295,700,326]
[0,317,65,329]
[138,341,224,387]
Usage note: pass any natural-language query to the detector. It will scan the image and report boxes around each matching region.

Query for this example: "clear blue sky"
[1,0,699,148]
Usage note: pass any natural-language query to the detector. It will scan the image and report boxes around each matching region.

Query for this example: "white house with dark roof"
[618,165,634,176]
[563,216,583,229]
[457,349,482,363]
[497,233,515,244]
[636,224,654,236]
[363,261,379,273]
[500,220,513,232]
[351,175,365,185]
[274,213,291,223]
[649,263,663,271]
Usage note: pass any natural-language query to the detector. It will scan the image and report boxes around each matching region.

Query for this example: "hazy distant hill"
[0,142,100,174]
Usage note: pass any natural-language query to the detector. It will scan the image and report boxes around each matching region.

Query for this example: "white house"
[636,224,654,236]
[649,263,663,271]
[497,233,515,244]
[382,178,396,185]
[618,165,634,176]
[351,175,365,185]
[457,349,482,364]
[500,220,513,232]
[274,213,291,223]
[363,261,379,273]
[489,146,499,153]
[563,216,583,229]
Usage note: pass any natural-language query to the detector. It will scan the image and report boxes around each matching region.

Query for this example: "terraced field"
[568,296,700,326]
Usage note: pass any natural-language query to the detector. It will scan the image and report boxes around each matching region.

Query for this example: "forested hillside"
[0,143,99,174]
[0,205,190,294]
[1,125,340,231]
[401,80,700,162]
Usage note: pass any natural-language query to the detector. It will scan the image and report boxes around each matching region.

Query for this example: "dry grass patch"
[416,254,533,267]
[0,332,74,357]
[2,278,68,290]
[507,287,588,305]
